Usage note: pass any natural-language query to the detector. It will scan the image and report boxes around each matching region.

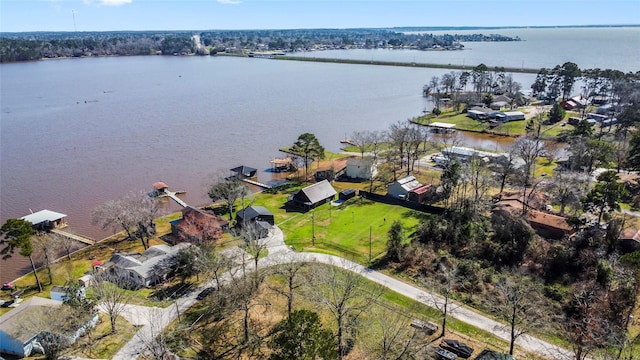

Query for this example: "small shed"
[20,210,67,231]
[387,176,422,199]
[408,184,434,203]
[339,188,356,201]
[230,165,257,178]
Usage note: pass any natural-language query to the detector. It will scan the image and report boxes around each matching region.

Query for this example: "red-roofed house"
[492,194,574,239]
[171,206,229,244]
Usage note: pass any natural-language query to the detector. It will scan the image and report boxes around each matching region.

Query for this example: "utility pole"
[369,225,372,263]
[311,210,315,247]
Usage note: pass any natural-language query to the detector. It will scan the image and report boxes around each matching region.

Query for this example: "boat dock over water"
[51,229,95,245]
[241,178,272,189]
[150,182,188,208]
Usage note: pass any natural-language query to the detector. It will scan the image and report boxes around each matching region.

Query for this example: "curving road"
[112,226,574,360]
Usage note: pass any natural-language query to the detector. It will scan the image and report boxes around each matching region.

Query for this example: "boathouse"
[230,165,257,179]
[20,210,67,231]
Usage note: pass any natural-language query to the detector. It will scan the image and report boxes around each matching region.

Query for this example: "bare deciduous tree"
[207,175,249,222]
[422,263,460,338]
[33,234,62,285]
[545,171,589,215]
[137,307,186,360]
[269,255,307,317]
[360,306,424,360]
[92,191,158,250]
[493,275,543,356]
[91,272,135,334]
[306,261,385,359]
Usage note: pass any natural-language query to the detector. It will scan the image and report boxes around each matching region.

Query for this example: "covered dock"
[20,210,67,231]
[427,122,456,133]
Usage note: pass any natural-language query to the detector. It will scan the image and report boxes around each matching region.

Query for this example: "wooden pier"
[163,189,188,208]
[242,178,272,189]
[51,229,95,245]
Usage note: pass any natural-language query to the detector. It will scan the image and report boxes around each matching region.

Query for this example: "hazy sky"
[1,0,638,32]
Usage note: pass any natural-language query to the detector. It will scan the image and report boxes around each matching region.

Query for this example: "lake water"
[0,27,637,283]
[302,27,640,72]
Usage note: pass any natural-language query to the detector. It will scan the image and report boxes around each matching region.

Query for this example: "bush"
[432,107,442,115]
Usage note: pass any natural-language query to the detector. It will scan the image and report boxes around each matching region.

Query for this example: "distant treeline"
[0,28,521,63]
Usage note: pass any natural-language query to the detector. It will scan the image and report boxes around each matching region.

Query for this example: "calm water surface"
[304,27,640,72]
[0,27,636,282]
[1,56,445,282]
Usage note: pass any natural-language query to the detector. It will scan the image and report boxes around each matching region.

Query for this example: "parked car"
[440,339,474,359]
[196,287,216,300]
[1,299,15,307]
[1,283,14,291]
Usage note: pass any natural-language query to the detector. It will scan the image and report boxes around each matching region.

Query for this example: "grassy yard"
[247,186,421,263]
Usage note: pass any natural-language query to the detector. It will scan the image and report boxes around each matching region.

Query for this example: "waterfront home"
[20,210,67,232]
[490,94,513,110]
[466,107,492,120]
[104,243,192,287]
[561,95,588,110]
[495,111,525,122]
[346,156,378,180]
[288,180,337,211]
[171,206,229,244]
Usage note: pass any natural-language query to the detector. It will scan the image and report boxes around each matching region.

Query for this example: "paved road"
[112,226,574,360]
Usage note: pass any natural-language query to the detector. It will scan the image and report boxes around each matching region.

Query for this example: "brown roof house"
[619,229,640,253]
[288,180,337,211]
[171,206,229,244]
[493,192,574,240]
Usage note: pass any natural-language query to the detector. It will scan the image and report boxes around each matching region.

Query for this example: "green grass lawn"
[248,189,420,263]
